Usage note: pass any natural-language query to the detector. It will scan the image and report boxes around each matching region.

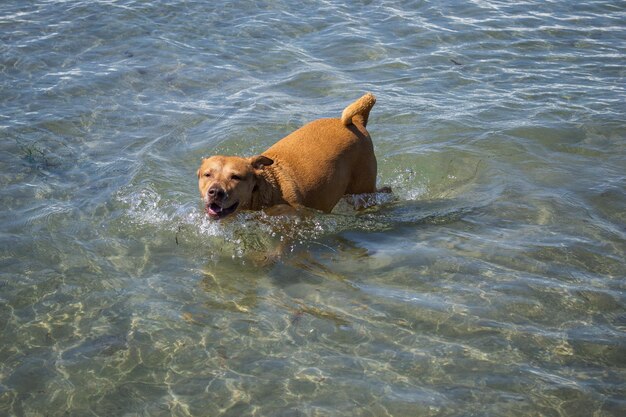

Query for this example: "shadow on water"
[114,183,486,276]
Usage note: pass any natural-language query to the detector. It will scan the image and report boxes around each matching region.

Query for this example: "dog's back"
[261,93,378,212]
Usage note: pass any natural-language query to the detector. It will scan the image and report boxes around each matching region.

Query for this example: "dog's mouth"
[205,201,239,219]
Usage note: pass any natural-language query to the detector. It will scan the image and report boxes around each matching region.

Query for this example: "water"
[1,0,625,415]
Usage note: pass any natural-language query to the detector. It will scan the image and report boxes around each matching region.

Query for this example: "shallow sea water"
[1,0,625,416]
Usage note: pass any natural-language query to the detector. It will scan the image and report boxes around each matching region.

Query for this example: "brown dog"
[197,93,379,219]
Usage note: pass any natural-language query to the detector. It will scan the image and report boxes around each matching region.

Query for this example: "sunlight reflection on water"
[1,0,624,415]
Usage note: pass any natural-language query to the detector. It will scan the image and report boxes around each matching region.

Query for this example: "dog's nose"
[207,185,226,200]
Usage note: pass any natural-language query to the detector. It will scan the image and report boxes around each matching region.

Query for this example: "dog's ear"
[250,155,274,170]
[197,157,207,179]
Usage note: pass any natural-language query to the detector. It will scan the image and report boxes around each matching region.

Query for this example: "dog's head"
[197,155,273,219]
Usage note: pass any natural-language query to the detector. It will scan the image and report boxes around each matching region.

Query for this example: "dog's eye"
[231,174,242,181]
[203,172,211,178]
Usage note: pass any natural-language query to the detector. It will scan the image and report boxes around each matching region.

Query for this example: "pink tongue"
[209,204,222,214]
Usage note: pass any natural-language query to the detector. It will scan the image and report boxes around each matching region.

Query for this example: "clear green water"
[1,1,625,416]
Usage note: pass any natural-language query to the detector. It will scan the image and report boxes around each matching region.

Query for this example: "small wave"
[116,185,408,257]
[117,186,222,235]
[116,163,491,259]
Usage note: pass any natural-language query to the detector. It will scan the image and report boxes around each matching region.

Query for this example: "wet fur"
[197,93,378,219]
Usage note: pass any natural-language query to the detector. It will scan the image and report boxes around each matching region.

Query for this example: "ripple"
[2,0,625,415]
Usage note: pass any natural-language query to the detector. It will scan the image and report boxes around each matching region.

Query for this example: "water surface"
[1,0,625,416]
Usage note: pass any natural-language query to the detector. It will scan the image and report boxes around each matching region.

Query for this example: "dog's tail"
[341,92,376,127]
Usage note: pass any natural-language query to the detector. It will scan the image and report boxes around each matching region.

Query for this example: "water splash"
[116,183,412,258]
